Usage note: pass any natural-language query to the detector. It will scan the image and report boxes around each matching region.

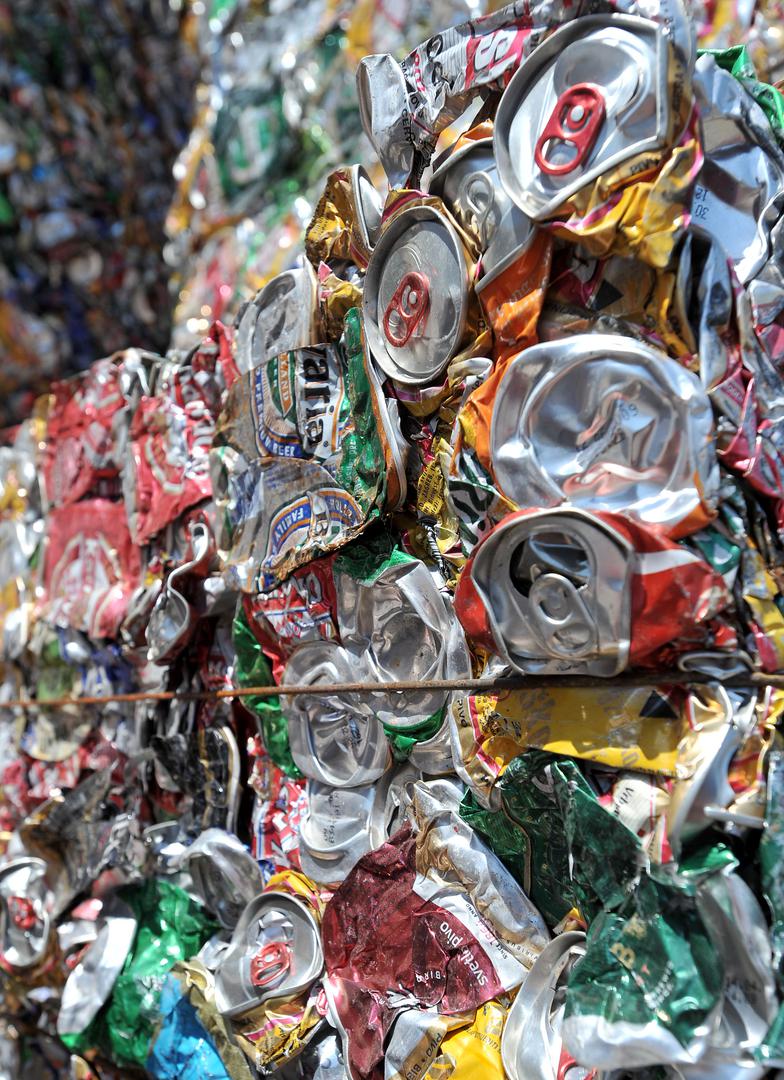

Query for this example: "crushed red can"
[455,507,730,676]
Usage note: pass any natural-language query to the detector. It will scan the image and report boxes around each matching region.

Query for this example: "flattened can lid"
[282,640,390,789]
[215,891,323,1018]
[467,508,633,677]
[362,205,470,385]
[234,264,318,375]
[429,137,534,277]
[494,15,669,220]
[490,333,718,537]
[181,828,264,929]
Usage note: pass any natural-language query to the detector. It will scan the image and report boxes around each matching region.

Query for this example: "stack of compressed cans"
[4,1,784,1078]
[0,0,197,429]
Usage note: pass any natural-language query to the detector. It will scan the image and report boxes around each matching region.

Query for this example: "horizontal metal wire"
[0,669,781,709]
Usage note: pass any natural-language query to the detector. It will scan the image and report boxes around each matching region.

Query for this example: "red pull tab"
[382,271,430,347]
[535,84,605,177]
[8,896,39,932]
[250,940,291,988]
[557,1047,597,1080]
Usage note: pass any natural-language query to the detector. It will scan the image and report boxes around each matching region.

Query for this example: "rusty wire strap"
[1,670,784,709]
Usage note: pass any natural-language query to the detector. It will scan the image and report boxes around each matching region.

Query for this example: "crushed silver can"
[494,15,671,220]
[455,507,728,677]
[350,164,383,253]
[57,900,137,1036]
[489,333,719,538]
[428,136,534,280]
[298,765,418,886]
[234,264,319,375]
[362,204,471,385]
[334,554,471,733]
[214,891,323,1018]
[0,857,52,969]
[691,53,784,287]
[281,639,391,789]
[180,828,264,929]
[501,931,588,1080]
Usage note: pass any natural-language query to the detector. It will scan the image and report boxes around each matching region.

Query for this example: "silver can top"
[494,15,669,220]
[363,205,469,385]
[490,333,719,536]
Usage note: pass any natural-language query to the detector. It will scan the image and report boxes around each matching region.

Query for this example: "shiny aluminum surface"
[215,891,323,1018]
[362,205,469,385]
[470,508,633,677]
[692,54,784,286]
[0,857,51,969]
[234,264,318,375]
[490,334,718,536]
[501,931,587,1080]
[282,639,390,788]
[57,902,137,1036]
[335,556,471,731]
[428,137,534,277]
[350,164,383,251]
[181,828,264,929]
[494,15,669,220]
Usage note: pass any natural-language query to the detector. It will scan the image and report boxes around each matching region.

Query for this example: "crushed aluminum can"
[41,499,142,639]
[306,166,383,274]
[180,828,264,930]
[667,687,758,855]
[321,792,548,1080]
[351,164,383,253]
[489,333,719,538]
[211,310,397,591]
[691,53,784,287]
[146,521,211,664]
[677,870,778,1077]
[57,899,137,1036]
[455,507,729,677]
[297,774,394,886]
[234,265,320,376]
[501,931,589,1080]
[0,856,52,969]
[494,15,672,221]
[333,549,471,733]
[449,682,688,808]
[356,5,566,188]
[214,891,323,1018]
[362,204,472,386]
[428,135,534,281]
[281,640,391,788]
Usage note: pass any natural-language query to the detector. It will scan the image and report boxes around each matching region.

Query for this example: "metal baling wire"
[2,670,784,709]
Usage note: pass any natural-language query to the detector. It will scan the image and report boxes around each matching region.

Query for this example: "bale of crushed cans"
[0,0,198,430]
[6,1,784,1078]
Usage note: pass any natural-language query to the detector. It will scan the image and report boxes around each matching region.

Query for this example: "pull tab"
[459,170,495,247]
[383,271,430,347]
[535,84,605,177]
[528,573,596,659]
[250,940,291,988]
[8,895,39,932]
[557,1048,597,1080]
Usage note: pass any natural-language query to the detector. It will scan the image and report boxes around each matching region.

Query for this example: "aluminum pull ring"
[535,83,605,177]
[382,271,430,347]
[528,573,596,659]
[250,940,292,988]
[8,895,39,932]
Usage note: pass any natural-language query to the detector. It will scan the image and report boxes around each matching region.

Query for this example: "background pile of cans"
[5,0,784,1078]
